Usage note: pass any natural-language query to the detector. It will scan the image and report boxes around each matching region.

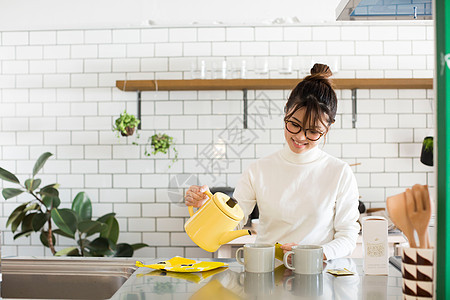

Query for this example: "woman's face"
[284,107,329,154]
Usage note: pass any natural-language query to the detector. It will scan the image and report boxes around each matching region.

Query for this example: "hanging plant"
[420,136,433,166]
[145,133,179,168]
[113,110,140,137]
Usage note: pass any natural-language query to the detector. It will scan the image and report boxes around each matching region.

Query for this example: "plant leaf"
[2,188,24,200]
[51,208,77,238]
[42,195,61,209]
[40,186,59,197]
[0,167,20,184]
[40,230,56,248]
[131,243,149,251]
[87,237,110,251]
[24,202,41,212]
[55,247,79,257]
[53,229,75,238]
[40,183,60,190]
[100,216,119,244]
[21,213,36,232]
[11,212,26,233]
[72,192,92,221]
[25,178,42,192]
[87,237,114,257]
[32,152,53,177]
[6,203,28,228]
[78,220,106,236]
[32,213,49,231]
[114,243,134,257]
[14,229,33,240]
[97,212,116,223]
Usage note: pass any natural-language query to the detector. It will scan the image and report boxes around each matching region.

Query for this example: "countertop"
[111,258,403,299]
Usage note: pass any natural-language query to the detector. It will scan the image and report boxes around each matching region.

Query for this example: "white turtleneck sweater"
[234,144,360,260]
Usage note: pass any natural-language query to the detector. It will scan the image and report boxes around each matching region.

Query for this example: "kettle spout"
[219,229,251,246]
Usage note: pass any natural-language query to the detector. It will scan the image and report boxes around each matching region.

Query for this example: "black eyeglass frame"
[284,119,326,141]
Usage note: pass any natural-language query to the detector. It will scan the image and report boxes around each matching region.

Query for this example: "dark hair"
[284,63,337,131]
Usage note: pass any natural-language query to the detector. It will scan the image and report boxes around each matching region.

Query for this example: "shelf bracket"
[351,88,357,129]
[137,90,142,130]
[243,89,248,129]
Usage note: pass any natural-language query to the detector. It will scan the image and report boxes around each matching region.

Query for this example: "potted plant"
[420,136,433,166]
[113,110,140,137]
[144,133,179,168]
[0,152,148,257]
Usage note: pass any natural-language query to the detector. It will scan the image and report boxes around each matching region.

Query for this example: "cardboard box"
[362,216,388,275]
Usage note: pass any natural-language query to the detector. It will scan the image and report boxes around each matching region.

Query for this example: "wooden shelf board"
[116,78,433,91]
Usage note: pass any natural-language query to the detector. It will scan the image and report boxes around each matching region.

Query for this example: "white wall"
[0,21,435,257]
[0,0,340,30]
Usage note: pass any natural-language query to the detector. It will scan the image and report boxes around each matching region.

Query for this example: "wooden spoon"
[405,184,432,248]
[387,192,417,248]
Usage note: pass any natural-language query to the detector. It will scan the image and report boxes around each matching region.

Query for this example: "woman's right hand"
[185,185,210,208]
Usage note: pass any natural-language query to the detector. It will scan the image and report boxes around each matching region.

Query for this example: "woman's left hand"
[280,243,298,252]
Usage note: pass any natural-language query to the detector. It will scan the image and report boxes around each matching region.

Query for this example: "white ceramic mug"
[236,243,275,273]
[283,245,323,274]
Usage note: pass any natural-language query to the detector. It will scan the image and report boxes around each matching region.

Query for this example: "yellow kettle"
[185,190,251,252]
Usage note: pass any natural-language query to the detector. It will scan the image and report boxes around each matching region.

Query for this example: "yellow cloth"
[136,256,228,273]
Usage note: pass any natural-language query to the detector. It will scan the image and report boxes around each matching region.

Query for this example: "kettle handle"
[188,190,213,217]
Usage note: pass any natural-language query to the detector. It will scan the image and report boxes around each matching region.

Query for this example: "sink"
[1,257,138,299]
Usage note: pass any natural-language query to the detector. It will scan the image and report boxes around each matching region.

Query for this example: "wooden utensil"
[405,184,432,248]
[387,192,417,248]
[421,185,432,248]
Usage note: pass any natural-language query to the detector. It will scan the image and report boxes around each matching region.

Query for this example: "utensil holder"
[401,247,434,299]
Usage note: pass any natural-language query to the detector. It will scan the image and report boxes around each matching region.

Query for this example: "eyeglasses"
[284,120,325,141]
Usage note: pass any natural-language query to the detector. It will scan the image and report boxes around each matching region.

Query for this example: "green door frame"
[436,0,450,298]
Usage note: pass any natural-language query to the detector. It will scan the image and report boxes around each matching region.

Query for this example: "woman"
[185,63,360,260]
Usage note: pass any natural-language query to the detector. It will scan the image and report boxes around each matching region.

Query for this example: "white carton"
[362,216,388,275]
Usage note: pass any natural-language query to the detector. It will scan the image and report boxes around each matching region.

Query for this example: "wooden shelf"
[117,77,433,130]
[116,78,433,91]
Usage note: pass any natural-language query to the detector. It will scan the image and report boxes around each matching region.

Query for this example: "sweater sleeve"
[232,166,257,230]
[322,164,361,260]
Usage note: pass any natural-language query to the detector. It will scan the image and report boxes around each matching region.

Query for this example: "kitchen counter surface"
[111,257,403,299]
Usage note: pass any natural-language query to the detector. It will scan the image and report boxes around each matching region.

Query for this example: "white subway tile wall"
[0,22,434,257]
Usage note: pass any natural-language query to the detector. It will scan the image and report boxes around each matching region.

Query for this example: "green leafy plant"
[144,133,179,168]
[420,136,434,166]
[113,110,140,137]
[423,136,433,152]
[0,152,148,257]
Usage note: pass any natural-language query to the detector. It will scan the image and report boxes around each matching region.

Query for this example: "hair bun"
[310,63,332,78]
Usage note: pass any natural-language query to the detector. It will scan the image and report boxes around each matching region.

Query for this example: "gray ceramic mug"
[283,245,323,274]
[236,243,275,273]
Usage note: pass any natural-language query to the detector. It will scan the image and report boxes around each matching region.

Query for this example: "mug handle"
[283,251,295,270]
[188,190,213,217]
[283,275,295,291]
[236,247,245,265]
[237,272,245,286]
